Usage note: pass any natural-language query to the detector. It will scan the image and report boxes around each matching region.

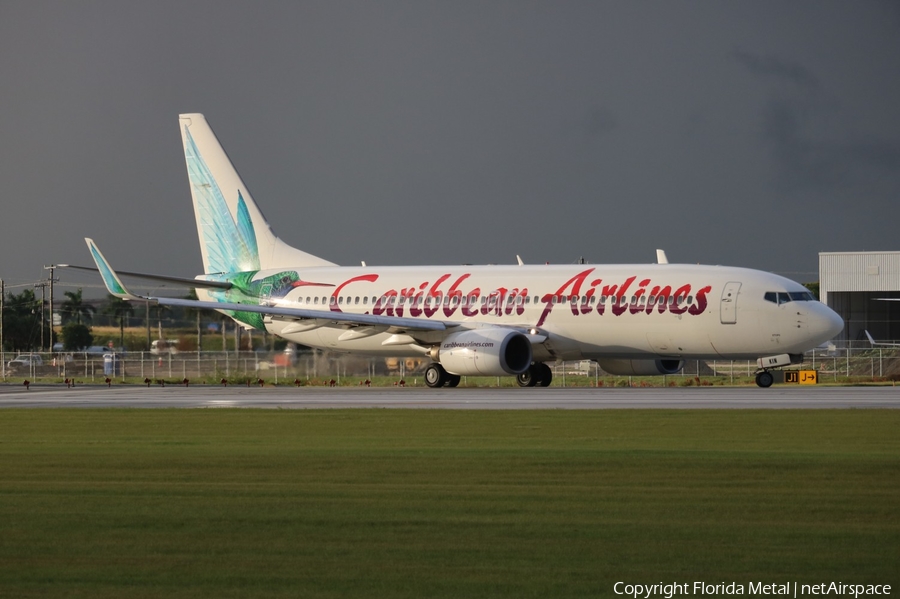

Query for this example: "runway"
[0,383,898,409]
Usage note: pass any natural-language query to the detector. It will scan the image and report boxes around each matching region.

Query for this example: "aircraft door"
[720,281,741,324]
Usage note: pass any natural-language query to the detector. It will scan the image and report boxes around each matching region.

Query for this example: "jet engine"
[437,329,532,376]
[596,358,684,376]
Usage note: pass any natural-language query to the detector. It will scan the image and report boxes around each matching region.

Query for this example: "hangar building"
[819,251,900,343]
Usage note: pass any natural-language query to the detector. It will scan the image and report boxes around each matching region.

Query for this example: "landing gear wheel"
[425,363,448,388]
[755,371,774,388]
[536,363,553,387]
[516,366,539,387]
[446,374,461,388]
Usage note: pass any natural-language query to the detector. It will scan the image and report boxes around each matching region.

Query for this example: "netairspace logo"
[613,582,892,598]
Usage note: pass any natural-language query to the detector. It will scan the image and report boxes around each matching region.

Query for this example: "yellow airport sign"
[784,370,817,384]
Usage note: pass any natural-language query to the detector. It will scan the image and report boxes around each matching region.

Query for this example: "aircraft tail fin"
[178,113,336,275]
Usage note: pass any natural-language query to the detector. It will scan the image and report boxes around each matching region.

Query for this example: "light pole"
[43,264,67,352]
[34,282,47,352]
[1,278,4,378]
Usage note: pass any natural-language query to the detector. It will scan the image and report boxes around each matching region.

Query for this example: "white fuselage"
[211,263,842,361]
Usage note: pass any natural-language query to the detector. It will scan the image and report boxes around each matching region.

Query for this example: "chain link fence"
[2,342,898,386]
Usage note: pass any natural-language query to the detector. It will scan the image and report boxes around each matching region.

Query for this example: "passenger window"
[363,296,368,305]
[687,296,693,304]
[314,297,319,305]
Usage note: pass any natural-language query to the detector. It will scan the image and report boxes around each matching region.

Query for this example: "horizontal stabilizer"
[62,264,232,290]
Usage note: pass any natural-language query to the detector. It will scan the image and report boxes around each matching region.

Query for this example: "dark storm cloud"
[761,98,900,193]
[0,2,898,289]
[584,107,618,139]
[761,99,840,192]
[732,49,820,89]
[733,44,900,197]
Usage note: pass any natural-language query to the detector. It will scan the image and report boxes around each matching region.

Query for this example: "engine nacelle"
[438,329,532,376]
[597,358,684,376]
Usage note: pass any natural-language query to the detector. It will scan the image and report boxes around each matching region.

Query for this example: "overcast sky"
[1,1,898,296]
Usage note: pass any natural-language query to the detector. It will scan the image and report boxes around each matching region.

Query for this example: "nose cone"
[809,303,844,345]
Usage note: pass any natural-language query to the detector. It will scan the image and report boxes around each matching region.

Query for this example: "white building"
[819,251,900,343]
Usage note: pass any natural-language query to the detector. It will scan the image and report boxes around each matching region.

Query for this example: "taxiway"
[0,384,898,409]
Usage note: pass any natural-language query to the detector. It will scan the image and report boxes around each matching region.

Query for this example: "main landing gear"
[424,363,461,388]
[516,363,553,388]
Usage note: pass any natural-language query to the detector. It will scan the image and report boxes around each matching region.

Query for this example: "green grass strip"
[1,410,898,598]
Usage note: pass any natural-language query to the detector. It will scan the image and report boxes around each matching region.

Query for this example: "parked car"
[150,339,179,355]
[7,353,44,371]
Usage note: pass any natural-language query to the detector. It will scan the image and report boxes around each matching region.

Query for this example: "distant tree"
[150,303,173,340]
[182,289,219,351]
[803,282,820,300]
[60,288,96,325]
[103,294,134,349]
[61,322,93,350]
[2,289,45,351]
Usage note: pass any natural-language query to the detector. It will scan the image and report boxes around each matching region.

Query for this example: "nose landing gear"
[755,371,774,388]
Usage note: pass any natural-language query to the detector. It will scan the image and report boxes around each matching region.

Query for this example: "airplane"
[82,113,844,389]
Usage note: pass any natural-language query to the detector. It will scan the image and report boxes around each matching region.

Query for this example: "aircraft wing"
[136,296,454,332]
[864,330,900,348]
[85,238,455,334]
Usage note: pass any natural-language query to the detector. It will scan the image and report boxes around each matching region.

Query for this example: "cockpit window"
[789,291,815,301]
[764,291,816,304]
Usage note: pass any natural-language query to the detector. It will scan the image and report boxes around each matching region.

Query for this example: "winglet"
[864,330,876,347]
[84,238,141,300]
[656,249,669,265]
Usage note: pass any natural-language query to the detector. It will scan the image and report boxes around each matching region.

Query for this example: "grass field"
[1,410,898,598]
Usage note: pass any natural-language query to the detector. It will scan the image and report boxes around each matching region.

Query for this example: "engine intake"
[596,358,684,376]
[438,329,532,376]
